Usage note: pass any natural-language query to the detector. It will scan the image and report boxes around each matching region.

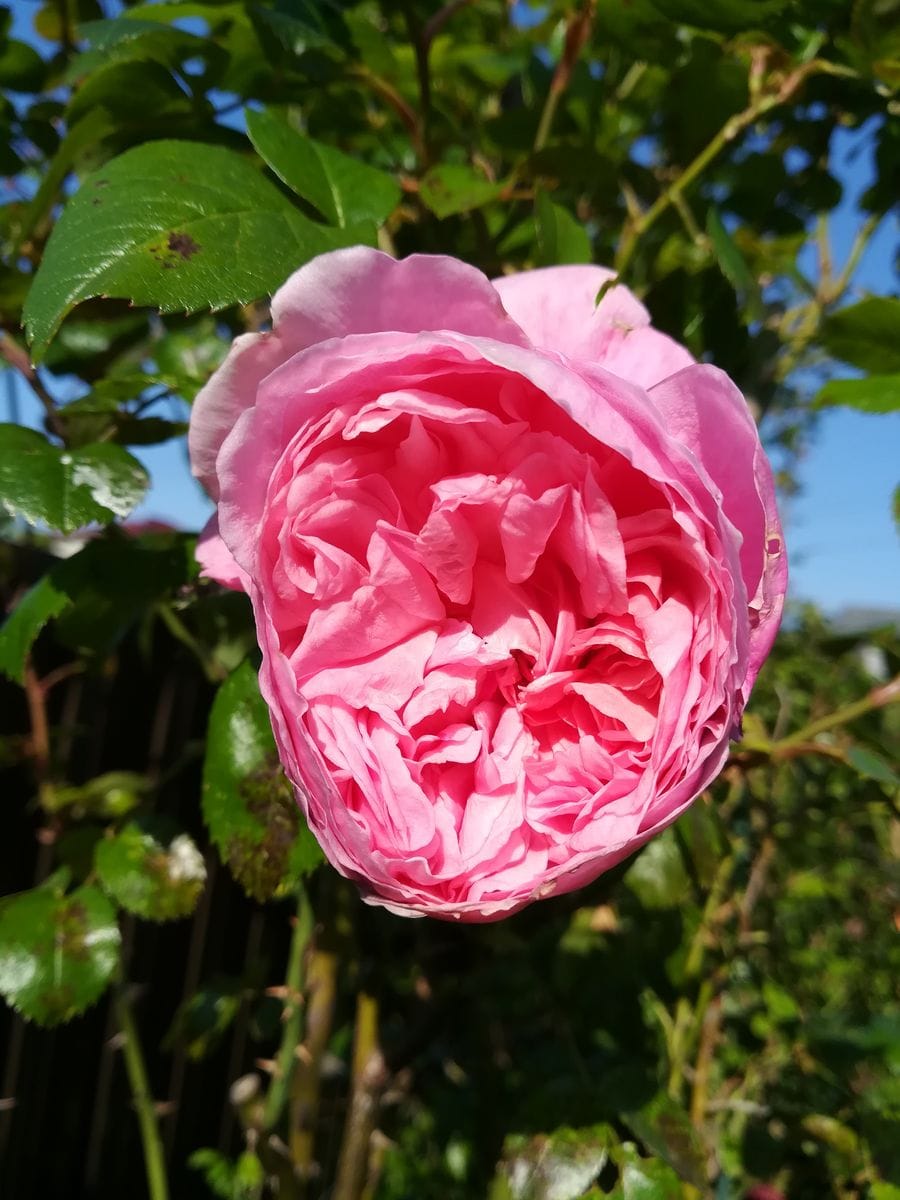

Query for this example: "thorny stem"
[667,852,734,1101]
[332,991,386,1200]
[533,0,596,152]
[422,0,476,49]
[690,995,723,1128]
[775,211,882,381]
[765,673,900,754]
[262,886,314,1133]
[0,330,66,441]
[23,661,55,811]
[289,943,339,1179]
[114,986,170,1200]
[614,59,846,277]
[347,66,424,162]
[154,603,225,685]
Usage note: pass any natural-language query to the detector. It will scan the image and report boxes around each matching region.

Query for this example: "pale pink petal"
[647,364,786,690]
[493,265,693,385]
[196,514,248,591]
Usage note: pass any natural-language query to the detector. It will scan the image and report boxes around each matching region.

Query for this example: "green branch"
[262,885,314,1132]
[769,674,900,754]
[614,59,853,278]
[114,986,169,1200]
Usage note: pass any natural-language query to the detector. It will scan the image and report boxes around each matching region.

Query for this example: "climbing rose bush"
[189,248,786,921]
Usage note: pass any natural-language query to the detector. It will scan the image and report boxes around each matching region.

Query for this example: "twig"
[289,943,339,1177]
[23,661,55,811]
[690,995,723,1128]
[262,885,314,1132]
[533,0,596,152]
[114,986,170,1200]
[0,330,65,441]
[739,836,776,936]
[422,0,476,48]
[614,58,838,276]
[768,673,900,753]
[332,992,387,1200]
[829,212,881,299]
[347,67,424,163]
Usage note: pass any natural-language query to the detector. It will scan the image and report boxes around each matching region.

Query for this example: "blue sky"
[3,4,898,615]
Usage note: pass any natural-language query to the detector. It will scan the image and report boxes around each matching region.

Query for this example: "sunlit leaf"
[814,374,900,414]
[0,425,149,533]
[0,574,70,684]
[246,107,400,227]
[419,164,504,219]
[534,191,591,266]
[95,817,207,921]
[203,659,324,902]
[23,140,374,358]
[820,298,900,374]
[0,880,120,1025]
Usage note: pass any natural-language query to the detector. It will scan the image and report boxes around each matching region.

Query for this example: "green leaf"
[612,1143,683,1199]
[622,1093,707,1188]
[0,574,70,684]
[189,1148,246,1200]
[249,0,352,55]
[203,660,324,902]
[67,59,196,125]
[846,746,900,788]
[534,191,591,266]
[151,317,229,400]
[706,209,762,317]
[852,0,900,85]
[165,979,241,1060]
[624,830,691,910]
[95,817,206,921]
[419,164,504,219]
[47,771,149,819]
[492,1126,615,1200]
[0,38,46,91]
[871,1184,900,1200]
[6,108,116,259]
[820,298,900,374]
[800,1114,861,1163]
[246,107,400,228]
[0,881,120,1025]
[0,425,149,533]
[814,375,900,414]
[65,17,212,82]
[893,483,900,534]
[0,531,198,678]
[56,393,188,448]
[647,0,786,33]
[23,140,375,359]
[51,532,198,656]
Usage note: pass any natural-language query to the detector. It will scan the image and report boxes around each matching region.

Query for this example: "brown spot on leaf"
[167,231,200,260]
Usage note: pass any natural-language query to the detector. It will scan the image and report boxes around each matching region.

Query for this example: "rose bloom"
[190,248,786,921]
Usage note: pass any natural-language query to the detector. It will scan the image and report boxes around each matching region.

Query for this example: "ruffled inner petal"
[248,346,752,913]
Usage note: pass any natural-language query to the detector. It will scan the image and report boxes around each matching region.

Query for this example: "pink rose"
[189,248,786,921]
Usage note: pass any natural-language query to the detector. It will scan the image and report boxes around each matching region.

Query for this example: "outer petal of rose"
[647,364,787,692]
[196,514,248,591]
[492,265,693,387]
[190,248,530,499]
[271,246,530,352]
[190,331,288,500]
[215,331,742,607]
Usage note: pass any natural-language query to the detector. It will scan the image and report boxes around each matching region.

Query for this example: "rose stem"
[289,941,339,1178]
[331,990,387,1200]
[262,884,314,1132]
[114,985,169,1200]
[614,57,858,279]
